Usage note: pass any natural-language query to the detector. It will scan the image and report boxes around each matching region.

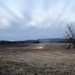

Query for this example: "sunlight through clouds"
[0,18,10,29]
[1,0,75,28]
[0,0,75,40]
[32,9,46,24]
[8,6,24,20]
[29,20,36,26]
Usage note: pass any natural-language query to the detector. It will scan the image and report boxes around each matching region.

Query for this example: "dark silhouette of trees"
[64,23,75,49]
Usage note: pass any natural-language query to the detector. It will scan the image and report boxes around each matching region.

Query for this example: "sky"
[0,0,75,41]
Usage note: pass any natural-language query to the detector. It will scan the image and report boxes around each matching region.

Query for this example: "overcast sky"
[0,0,75,41]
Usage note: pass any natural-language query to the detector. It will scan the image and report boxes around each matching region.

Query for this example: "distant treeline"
[38,38,65,43]
[0,40,39,44]
[0,38,65,44]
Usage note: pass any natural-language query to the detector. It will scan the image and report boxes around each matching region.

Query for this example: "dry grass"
[0,43,75,75]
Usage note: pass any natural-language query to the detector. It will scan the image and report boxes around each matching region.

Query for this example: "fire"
[34,46,43,50]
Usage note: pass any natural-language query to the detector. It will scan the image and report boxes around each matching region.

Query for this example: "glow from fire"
[34,46,44,50]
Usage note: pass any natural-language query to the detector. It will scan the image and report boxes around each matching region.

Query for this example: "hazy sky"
[0,0,75,41]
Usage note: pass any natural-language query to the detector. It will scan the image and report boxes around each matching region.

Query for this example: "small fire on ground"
[34,46,44,50]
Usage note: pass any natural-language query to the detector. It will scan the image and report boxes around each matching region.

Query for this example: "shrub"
[64,23,75,49]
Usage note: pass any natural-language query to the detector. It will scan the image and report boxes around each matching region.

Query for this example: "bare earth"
[0,43,75,75]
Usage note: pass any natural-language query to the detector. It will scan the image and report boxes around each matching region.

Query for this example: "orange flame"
[34,46,43,50]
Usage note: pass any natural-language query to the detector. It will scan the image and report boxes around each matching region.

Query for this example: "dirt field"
[0,43,75,75]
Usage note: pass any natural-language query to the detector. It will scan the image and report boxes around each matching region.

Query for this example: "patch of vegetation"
[64,23,75,49]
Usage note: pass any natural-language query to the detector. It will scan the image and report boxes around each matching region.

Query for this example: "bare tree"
[64,23,75,49]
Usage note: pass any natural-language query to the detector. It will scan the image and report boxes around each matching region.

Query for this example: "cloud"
[1,0,73,29]
[0,33,15,37]
[25,0,75,29]
[0,0,75,40]
[28,20,37,26]
[0,18,10,29]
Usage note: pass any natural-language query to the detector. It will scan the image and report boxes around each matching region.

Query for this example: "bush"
[64,23,75,49]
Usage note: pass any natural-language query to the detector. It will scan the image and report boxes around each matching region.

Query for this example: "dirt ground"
[0,43,75,75]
